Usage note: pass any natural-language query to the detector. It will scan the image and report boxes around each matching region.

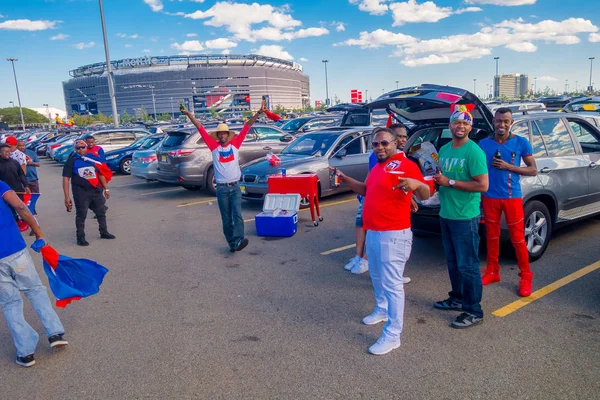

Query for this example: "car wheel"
[523,200,552,262]
[183,186,202,191]
[119,157,132,175]
[206,167,216,196]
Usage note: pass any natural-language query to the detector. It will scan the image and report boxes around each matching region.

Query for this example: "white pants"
[366,229,413,340]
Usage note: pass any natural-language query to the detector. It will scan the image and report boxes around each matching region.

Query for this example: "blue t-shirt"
[25,149,39,182]
[369,151,377,170]
[479,135,533,199]
[0,180,27,259]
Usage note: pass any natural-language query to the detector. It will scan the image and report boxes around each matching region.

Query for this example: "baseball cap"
[5,136,18,146]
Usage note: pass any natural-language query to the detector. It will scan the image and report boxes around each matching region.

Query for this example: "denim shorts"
[355,198,364,227]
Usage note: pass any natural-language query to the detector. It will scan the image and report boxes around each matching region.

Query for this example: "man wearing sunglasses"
[62,141,115,246]
[333,128,430,355]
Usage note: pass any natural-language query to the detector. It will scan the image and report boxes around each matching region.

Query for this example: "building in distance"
[494,74,530,99]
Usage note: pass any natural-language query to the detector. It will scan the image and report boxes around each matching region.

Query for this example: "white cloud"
[204,38,238,49]
[254,45,293,60]
[335,22,346,32]
[130,34,139,39]
[245,26,329,42]
[143,49,152,53]
[221,49,230,55]
[340,17,598,66]
[389,1,481,26]
[349,0,389,16]
[150,36,158,42]
[506,42,537,52]
[0,19,60,31]
[590,33,600,42]
[0,14,4,18]
[538,76,557,81]
[186,33,197,37]
[466,0,536,5]
[117,33,138,39]
[171,40,204,51]
[144,0,163,12]
[299,57,308,62]
[73,41,95,50]
[125,44,133,48]
[50,33,69,40]
[117,33,126,38]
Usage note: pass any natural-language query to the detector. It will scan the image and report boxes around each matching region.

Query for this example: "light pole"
[395,80,399,89]
[494,56,500,97]
[6,58,26,130]
[534,77,537,94]
[565,79,568,94]
[150,86,157,121]
[9,101,14,108]
[575,80,578,93]
[322,60,329,106]
[473,79,477,95]
[99,0,119,127]
[170,97,174,120]
[486,84,489,99]
[589,57,595,92]
[43,103,51,128]
[365,89,368,102]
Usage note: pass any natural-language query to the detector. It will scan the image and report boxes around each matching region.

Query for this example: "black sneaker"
[100,233,116,239]
[77,238,89,246]
[434,297,462,311]
[16,354,35,367]
[235,238,249,252]
[229,245,236,253]
[49,334,68,348]
[451,312,483,329]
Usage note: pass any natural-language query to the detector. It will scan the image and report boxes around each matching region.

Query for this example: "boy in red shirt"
[333,127,430,355]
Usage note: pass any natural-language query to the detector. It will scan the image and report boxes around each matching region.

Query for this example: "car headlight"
[258,175,270,183]
[106,155,119,160]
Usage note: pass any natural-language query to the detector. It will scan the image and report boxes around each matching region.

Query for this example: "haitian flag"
[31,239,109,308]
[21,192,40,215]
[80,155,113,186]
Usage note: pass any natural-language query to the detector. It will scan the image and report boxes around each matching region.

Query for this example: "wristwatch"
[449,179,456,188]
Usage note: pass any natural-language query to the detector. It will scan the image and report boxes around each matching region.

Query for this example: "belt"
[216,182,239,187]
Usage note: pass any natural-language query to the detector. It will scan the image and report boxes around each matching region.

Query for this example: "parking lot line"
[492,260,600,317]
[176,198,217,207]
[321,244,356,255]
[113,181,158,188]
[243,198,357,223]
[140,188,185,196]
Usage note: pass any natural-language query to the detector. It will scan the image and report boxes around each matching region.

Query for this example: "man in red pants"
[478,107,537,297]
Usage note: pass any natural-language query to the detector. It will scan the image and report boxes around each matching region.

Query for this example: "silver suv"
[370,85,600,261]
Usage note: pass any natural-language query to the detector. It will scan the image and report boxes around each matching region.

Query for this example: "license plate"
[160,154,167,162]
[240,185,246,194]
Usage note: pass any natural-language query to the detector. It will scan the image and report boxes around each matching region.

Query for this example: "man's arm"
[181,109,218,150]
[492,154,537,176]
[16,162,30,193]
[329,167,366,196]
[3,190,43,239]
[435,173,489,192]
[99,175,110,199]
[231,107,265,148]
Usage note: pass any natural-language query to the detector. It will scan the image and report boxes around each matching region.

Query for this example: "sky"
[0,0,599,111]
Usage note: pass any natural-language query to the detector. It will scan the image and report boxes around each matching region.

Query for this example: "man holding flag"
[0,179,67,368]
[62,140,115,246]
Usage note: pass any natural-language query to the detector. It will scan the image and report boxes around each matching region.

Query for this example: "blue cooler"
[255,194,300,237]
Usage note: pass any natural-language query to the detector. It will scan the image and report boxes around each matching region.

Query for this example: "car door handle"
[590,162,598,169]
[263,146,272,151]
[539,167,552,174]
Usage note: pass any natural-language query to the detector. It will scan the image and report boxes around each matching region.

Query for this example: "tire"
[205,167,216,196]
[523,200,552,262]
[183,186,202,191]
[119,157,132,175]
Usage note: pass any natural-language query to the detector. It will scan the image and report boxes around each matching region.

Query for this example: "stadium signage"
[114,55,168,68]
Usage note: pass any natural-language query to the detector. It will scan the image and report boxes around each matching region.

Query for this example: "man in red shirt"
[333,127,430,355]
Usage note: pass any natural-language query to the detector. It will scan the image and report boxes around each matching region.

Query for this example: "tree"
[273,104,286,115]
[0,107,47,124]
[209,107,217,119]
[140,105,149,122]
[157,113,171,121]
[242,110,253,118]
[120,110,132,123]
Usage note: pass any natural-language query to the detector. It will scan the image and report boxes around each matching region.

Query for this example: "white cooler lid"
[263,193,301,212]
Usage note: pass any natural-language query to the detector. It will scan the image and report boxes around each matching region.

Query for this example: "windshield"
[162,132,190,148]
[281,133,340,156]
[281,118,311,131]
[565,100,600,112]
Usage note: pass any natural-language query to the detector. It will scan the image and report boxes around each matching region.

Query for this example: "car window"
[282,133,339,156]
[511,122,529,139]
[254,127,283,141]
[339,136,363,156]
[532,118,576,157]
[110,132,136,145]
[530,123,548,157]
[304,118,339,130]
[94,133,111,145]
[163,133,190,148]
[243,132,259,142]
[584,117,599,128]
[332,134,357,154]
[567,119,600,153]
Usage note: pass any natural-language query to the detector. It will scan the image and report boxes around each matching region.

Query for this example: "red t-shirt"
[362,153,425,232]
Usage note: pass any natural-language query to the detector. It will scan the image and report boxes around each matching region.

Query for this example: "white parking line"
[140,188,185,196]
[113,181,158,188]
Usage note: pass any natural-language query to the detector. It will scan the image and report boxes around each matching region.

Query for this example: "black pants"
[73,185,108,239]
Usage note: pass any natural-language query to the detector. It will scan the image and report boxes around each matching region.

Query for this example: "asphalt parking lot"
[2,159,599,400]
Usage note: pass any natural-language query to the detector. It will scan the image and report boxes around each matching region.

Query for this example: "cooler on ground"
[255,194,301,237]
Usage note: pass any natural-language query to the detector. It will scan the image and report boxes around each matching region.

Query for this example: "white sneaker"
[368,336,401,355]
[350,258,369,274]
[344,256,360,271]
[403,276,411,284]
[362,311,388,325]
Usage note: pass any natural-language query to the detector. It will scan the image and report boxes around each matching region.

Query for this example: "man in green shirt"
[433,104,489,329]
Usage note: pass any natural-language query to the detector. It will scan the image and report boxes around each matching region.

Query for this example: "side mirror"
[280,135,293,143]
[302,125,310,132]
[336,149,348,158]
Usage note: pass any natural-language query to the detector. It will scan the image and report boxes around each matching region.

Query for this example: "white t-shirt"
[10,150,27,166]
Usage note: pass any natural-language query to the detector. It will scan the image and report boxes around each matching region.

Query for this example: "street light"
[170,97,174,120]
[322,60,329,106]
[99,0,119,127]
[494,57,500,97]
[150,86,157,121]
[534,77,537,94]
[6,58,26,130]
[589,57,595,92]
[395,80,399,89]
[575,80,578,93]
[43,103,51,128]
[565,79,568,94]
[473,78,477,95]
[9,101,14,107]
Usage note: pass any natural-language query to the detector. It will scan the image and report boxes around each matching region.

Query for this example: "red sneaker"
[17,220,29,232]
[518,277,533,297]
[481,271,500,285]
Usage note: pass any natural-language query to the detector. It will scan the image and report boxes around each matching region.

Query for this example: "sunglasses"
[75,146,86,150]
[372,140,393,148]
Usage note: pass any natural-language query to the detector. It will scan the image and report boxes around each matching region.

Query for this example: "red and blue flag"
[21,192,40,214]
[31,240,109,308]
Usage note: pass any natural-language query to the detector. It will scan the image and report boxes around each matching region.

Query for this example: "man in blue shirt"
[478,108,538,297]
[0,180,68,368]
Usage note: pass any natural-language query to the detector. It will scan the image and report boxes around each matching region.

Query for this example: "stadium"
[62,54,310,118]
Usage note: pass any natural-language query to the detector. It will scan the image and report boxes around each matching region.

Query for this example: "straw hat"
[209,123,238,141]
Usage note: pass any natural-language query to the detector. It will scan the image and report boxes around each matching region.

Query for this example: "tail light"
[140,155,157,163]
[168,149,195,157]
[50,144,62,149]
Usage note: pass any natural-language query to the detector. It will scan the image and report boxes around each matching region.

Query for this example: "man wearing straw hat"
[181,104,266,253]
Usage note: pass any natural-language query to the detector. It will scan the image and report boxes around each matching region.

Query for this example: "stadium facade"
[62,54,310,118]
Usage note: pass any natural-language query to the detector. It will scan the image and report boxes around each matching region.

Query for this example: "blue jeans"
[0,248,65,357]
[216,184,244,247]
[440,217,484,318]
